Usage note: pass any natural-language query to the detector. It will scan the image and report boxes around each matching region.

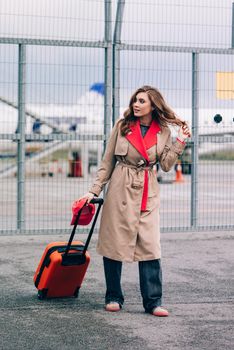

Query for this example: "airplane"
[0,82,233,177]
[0,82,104,135]
[1,82,233,137]
[0,83,104,177]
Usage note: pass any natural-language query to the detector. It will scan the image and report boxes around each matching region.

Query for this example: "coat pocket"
[114,137,129,156]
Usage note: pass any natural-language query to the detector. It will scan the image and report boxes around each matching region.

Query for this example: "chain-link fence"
[0,0,233,234]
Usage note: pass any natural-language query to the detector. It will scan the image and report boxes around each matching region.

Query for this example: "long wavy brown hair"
[120,85,186,136]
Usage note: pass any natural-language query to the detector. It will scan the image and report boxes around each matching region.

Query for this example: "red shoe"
[152,306,169,317]
[105,302,121,312]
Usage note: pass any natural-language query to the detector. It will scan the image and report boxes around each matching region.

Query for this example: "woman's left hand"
[177,123,191,142]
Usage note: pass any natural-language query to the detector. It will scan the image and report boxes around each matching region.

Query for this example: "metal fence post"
[17,44,26,231]
[191,52,199,229]
[113,0,125,124]
[232,2,234,48]
[104,0,112,147]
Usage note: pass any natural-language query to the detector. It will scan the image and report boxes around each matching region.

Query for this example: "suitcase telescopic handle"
[64,198,104,257]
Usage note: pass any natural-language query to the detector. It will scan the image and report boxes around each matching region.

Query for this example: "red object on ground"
[74,158,82,177]
[174,163,184,183]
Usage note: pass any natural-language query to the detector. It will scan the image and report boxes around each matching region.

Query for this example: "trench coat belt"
[117,162,154,172]
[117,162,154,211]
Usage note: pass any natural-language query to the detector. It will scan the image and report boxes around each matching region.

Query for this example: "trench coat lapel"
[126,120,149,161]
[125,119,161,161]
[144,120,161,150]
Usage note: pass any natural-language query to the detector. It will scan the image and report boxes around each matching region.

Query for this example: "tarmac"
[0,230,233,350]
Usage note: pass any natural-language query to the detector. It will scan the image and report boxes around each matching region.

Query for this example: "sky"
[0,0,233,109]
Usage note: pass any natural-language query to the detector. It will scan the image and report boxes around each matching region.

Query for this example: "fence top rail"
[0,133,106,141]
[0,37,109,48]
[117,43,234,55]
[1,38,234,55]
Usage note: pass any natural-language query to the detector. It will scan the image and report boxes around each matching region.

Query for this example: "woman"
[79,85,191,317]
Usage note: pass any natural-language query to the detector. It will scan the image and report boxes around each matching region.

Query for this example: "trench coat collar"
[125,119,161,161]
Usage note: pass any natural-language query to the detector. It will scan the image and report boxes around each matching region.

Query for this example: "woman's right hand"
[78,192,95,204]
[177,122,191,142]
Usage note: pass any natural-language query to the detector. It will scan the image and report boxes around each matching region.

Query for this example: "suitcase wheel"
[38,289,48,300]
[74,287,80,298]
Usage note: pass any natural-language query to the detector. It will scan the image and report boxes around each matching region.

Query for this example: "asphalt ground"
[0,230,233,350]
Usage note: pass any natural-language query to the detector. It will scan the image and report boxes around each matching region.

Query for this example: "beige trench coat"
[89,119,185,262]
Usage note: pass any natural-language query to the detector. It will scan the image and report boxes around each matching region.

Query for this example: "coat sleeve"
[159,128,186,172]
[89,121,120,196]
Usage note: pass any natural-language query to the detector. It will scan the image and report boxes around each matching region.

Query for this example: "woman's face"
[132,92,152,117]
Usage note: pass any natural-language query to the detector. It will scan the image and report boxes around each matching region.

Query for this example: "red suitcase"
[34,198,103,299]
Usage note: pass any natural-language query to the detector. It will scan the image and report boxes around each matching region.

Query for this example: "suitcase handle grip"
[64,198,103,257]
[90,198,104,205]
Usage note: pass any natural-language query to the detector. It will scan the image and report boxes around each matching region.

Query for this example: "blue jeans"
[103,257,162,313]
